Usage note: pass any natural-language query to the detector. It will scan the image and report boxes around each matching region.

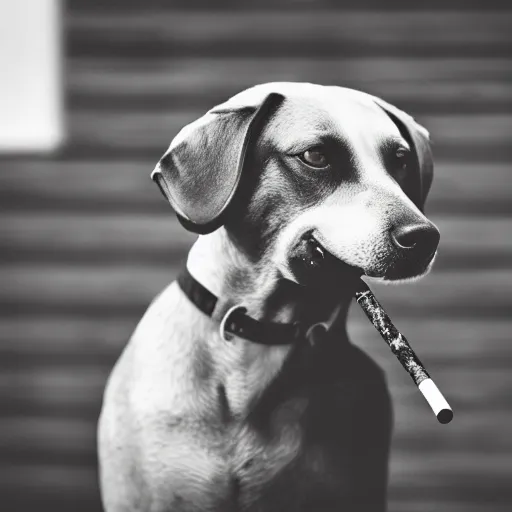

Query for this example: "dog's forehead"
[274,92,400,149]
[226,82,403,147]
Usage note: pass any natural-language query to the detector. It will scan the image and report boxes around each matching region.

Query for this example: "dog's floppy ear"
[151,92,283,234]
[372,97,433,212]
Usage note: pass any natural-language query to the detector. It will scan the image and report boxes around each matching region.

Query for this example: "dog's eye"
[394,148,410,181]
[299,148,328,169]
[395,148,409,165]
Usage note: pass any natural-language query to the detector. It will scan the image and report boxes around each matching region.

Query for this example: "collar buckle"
[305,323,329,347]
[219,305,247,342]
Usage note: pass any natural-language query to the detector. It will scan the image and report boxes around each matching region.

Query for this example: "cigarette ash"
[355,289,429,386]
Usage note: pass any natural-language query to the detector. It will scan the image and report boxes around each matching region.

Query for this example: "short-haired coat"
[98,82,439,512]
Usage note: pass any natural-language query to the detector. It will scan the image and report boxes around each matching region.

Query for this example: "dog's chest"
[229,382,390,511]
[228,394,348,510]
[155,343,391,511]
[213,348,390,511]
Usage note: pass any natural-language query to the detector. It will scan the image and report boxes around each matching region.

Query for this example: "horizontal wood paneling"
[67,11,512,58]
[68,57,512,108]
[70,80,512,115]
[67,0,512,13]
[0,463,99,507]
[68,56,512,88]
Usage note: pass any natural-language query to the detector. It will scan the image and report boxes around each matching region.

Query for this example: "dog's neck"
[185,228,356,416]
[187,228,354,327]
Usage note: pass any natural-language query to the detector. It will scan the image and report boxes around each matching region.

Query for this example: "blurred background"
[1,0,511,510]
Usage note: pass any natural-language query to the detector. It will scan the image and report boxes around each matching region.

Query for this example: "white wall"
[0,0,63,152]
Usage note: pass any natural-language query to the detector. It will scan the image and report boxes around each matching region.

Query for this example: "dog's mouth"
[288,233,364,288]
[288,230,434,287]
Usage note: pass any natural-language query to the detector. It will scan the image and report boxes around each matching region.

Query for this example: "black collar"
[177,266,306,346]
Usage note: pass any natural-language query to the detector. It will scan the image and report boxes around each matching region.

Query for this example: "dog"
[98,82,439,512]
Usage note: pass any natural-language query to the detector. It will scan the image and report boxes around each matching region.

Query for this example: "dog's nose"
[391,223,440,258]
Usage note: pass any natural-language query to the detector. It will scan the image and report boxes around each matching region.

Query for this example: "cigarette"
[355,282,453,424]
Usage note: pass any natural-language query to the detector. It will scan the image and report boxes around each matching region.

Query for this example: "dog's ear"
[151,92,284,234]
[372,97,433,212]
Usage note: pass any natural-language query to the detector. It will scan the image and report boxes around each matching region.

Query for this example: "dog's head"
[152,82,439,285]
